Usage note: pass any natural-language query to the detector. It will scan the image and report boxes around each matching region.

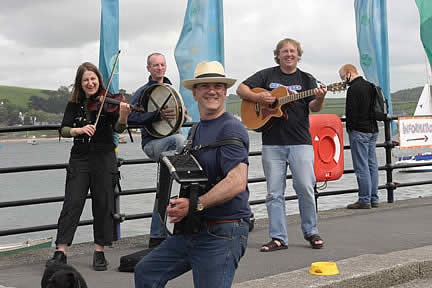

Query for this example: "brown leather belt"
[206,219,241,227]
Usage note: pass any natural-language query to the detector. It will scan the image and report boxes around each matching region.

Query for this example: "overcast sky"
[0,1,427,97]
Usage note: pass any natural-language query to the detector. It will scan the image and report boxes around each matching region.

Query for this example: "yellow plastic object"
[309,262,339,275]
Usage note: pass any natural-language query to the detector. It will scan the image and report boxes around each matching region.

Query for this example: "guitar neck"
[277,88,316,105]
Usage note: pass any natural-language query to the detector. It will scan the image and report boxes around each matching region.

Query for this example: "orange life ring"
[309,114,344,182]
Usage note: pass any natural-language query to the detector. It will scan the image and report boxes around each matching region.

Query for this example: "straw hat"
[182,61,236,90]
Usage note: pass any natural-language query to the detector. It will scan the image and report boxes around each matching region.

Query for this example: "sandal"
[305,234,324,249]
[260,239,288,252]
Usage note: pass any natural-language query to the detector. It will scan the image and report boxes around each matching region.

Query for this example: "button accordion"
[156,150,208,235]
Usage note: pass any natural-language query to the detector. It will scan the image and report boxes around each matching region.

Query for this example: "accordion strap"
[180,123,246,153]
[190,138,246,151]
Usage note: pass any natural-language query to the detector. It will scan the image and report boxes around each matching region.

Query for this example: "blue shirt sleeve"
[127,86,158,124]
[219,120,249,176]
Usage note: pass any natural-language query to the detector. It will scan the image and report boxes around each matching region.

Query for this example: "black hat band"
[196,73,225,79]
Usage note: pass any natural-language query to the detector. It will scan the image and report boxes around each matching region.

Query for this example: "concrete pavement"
[1,196,432,288]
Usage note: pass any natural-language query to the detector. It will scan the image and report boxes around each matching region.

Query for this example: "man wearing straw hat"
[134,61,251,288]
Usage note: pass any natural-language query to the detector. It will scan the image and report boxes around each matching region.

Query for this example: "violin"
[90,50,141,128]
[87,87,146,113]
[87,87,125,113]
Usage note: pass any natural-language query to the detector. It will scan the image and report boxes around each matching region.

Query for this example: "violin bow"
[94,50,121,127]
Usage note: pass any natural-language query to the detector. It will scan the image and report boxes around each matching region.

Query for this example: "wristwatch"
[196,199,205,212]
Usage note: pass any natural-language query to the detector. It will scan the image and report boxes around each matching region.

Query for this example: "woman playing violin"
[46,62,131,271]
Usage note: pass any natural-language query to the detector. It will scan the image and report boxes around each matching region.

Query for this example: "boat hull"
[396,153,432,173]
[0,237,52,255]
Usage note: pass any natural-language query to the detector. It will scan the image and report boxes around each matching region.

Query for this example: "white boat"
[397,152,432,173]
[26,136,38,145]
[0,237,52,255]
[413,83,432,116]
[118,136,128,144]
[396,56,432,173]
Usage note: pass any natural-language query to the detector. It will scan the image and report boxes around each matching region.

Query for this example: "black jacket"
[345,76,378,133]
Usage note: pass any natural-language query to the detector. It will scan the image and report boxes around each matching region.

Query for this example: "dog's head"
[41,263,87,288]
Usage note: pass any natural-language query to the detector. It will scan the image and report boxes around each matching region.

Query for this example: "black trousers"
[55,150,118,247]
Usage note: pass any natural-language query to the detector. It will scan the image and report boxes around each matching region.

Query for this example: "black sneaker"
[371,202,380,208]
[148,237,165,248]
[46,250,67,267]
[93,251,108,271]
[346,201,371,209]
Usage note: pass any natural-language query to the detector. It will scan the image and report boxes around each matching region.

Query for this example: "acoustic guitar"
[240,82,346,131]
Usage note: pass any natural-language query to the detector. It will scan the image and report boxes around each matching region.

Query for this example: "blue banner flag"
[415,0,432,69]
[354,0,392,117]
[99,0,120,239]
[99,0,119,94]
[174,0,225,122]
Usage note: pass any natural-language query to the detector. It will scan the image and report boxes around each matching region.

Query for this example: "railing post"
[112,174,121,241]
[112,159,126,241]
[314,184,319,212]
[383,117,395,203]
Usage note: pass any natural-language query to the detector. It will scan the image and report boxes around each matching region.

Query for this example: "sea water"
[1,129,431,245]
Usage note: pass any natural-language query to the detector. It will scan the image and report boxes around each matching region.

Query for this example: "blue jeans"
[143,134,185,162]
[134,221,249,288]
[348,130,379,204]
[143,134,185,239]
[262,145,318,244]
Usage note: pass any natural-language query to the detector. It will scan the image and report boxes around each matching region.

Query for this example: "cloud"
[0,0,427,94]
[0,1,99,48]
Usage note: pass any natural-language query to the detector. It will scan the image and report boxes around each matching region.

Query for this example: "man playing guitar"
[237,38,326,252]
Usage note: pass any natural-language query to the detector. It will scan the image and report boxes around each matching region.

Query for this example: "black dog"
[41,263,88,288]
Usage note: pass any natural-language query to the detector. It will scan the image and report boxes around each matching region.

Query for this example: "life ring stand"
[316,127,341,170]
[309,114,344,184]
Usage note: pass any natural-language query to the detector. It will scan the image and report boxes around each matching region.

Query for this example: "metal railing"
[1,117,432,238]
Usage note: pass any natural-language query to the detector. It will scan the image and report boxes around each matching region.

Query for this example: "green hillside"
[0,85,53,109]
[0,84,427,118]
[227,86,428,117]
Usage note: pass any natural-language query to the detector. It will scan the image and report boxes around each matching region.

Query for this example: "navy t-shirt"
[191,112,251,221]
[242,66,318,145]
